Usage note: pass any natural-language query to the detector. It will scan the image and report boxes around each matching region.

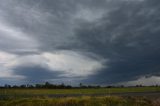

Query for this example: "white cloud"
[0,51,16,62]
[1,50,105,79]
[120,76,160,86]
[0,51,24,79]
[42,50,105,77]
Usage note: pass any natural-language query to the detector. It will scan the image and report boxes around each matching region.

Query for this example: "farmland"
[0,96,159,106]
[0,86,160,95]
[0,87,160,106]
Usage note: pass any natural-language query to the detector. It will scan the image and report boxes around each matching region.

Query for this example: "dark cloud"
[13,66,63,83]
[0,0,110,53]
[74,0,160,84]
[0,0,160,85]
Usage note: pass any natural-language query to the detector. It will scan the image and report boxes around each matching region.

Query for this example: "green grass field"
[0,87,160,106]
[0,87,160,96]
[0,96,158,106]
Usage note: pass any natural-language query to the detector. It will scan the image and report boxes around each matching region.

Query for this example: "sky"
[0,0,160,86]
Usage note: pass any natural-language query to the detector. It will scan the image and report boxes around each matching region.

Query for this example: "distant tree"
[66,85,72,89]
[136,84,143,87]
[35,84,43,88]
[12,85,19,88]
[79,83,83,87]
[4,84,11,88]
[58,83,65,89]
[27,84,34,88]
[45,82,50,86]
[96,85,101,88]
[120,85,124,88]
[20,85,26,88]
[106,86,113,88]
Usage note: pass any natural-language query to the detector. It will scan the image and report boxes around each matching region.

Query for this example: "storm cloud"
[0,0,160,85]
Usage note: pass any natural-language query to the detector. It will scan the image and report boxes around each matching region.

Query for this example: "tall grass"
[0,87,159,106]
[0,87,160,95]
[0,96,154,106]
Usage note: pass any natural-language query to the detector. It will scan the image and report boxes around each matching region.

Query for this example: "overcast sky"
[0,0,160,86]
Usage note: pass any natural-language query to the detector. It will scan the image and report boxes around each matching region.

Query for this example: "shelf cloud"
[0,0,160,85]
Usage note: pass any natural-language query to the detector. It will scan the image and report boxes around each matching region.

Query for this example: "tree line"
[0,82,100,89]
[0,82,159,89]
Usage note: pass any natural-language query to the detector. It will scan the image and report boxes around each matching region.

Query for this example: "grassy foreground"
[0,96,159,106]
[0,87,159,106]
[0,87,160,95]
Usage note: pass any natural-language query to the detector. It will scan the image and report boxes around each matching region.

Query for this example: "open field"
[0,87,160,95]
[0,96,159,106]
[0,87,160,106]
